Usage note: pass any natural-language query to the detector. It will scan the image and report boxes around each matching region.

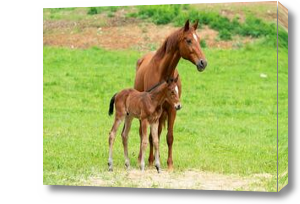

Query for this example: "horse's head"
[166,75,181,111]
[178,20,207,72]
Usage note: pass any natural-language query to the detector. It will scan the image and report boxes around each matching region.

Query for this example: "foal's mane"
[146,81,166,92]
[153,28,184,61]
[146,77,177,93]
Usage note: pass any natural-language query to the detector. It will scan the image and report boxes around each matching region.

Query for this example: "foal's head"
[165,75,181,111]
[178,20,207,72]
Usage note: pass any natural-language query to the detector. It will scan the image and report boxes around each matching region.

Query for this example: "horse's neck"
[159,51,181,79]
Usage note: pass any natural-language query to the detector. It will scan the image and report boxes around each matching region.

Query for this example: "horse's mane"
[153,28,184,61]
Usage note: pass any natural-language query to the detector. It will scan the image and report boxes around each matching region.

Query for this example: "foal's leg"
[148,112,165,166]
[108,117,123,171]
[166,106,176,170]
[140,119,148,171]
[121,116,133,169]
[150,122,160,173]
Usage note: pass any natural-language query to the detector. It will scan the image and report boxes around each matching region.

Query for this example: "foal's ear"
[174,74,179,83]
[184,19,190,32]
[193,20,199,30]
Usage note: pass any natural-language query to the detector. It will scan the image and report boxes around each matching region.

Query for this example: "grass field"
[43,3,288,191]
[43,43,288,191]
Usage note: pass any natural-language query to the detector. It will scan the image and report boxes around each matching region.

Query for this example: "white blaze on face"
[175,85,179,96]
[193,33,198,42]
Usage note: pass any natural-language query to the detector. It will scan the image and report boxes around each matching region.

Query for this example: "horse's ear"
[184,19,190,32]
[193,20,199,30]
[174,74,179,83]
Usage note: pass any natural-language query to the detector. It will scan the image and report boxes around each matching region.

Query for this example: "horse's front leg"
[166,106,176,170]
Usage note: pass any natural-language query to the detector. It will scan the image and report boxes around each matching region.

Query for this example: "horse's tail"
[108,93,117,116]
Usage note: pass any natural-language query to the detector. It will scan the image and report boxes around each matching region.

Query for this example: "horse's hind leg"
[150,122,160,173]
[108,117,123,171]
[121,116,133,169]
[148,133,154,166]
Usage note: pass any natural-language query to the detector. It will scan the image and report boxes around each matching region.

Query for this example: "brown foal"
[108,76,181,173]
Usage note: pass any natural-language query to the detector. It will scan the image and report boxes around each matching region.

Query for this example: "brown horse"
[108,76,180,173]
[134,20,207,170]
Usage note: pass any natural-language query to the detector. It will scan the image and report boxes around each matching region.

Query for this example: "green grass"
[43,42,288,191]
[43,7,87,21]
[87,6,125,15]
[278,37,289,191]
[43,6,124,21]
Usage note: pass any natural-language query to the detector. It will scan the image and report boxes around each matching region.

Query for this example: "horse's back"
[134,52,156,92]
[136,52,155,71]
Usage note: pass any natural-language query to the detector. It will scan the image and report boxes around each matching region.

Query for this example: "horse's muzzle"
[196,59,207,72]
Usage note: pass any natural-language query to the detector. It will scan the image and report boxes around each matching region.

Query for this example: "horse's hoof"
[125,162,130,169]
[108,168,113,172]
[167,165,173,172]
[148,158,154,167]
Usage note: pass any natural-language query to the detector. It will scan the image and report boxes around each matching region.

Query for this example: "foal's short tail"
[108,93,117,116]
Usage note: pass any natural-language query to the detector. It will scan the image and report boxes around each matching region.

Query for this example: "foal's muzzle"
[175,103,182,111]
[196,59,207,72]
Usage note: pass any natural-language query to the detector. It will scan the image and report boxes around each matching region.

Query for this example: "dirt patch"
[43,2,287,51]
[43,20,253,51]
[44,22,170,50]
[84,169,271,191]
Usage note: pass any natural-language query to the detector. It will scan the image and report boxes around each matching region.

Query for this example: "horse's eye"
[186,39,192,44]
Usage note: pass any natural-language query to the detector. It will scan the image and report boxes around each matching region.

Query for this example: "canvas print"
[43,1,288,192]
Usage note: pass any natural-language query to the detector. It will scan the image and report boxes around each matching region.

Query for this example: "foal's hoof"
[125,162,130,170]
[108,162,113,172]
[155,165,161,173]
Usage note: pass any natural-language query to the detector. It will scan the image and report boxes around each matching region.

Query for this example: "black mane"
[146,81,165,92]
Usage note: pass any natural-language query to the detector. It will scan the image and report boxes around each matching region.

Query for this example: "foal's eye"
[186,39,192,44]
